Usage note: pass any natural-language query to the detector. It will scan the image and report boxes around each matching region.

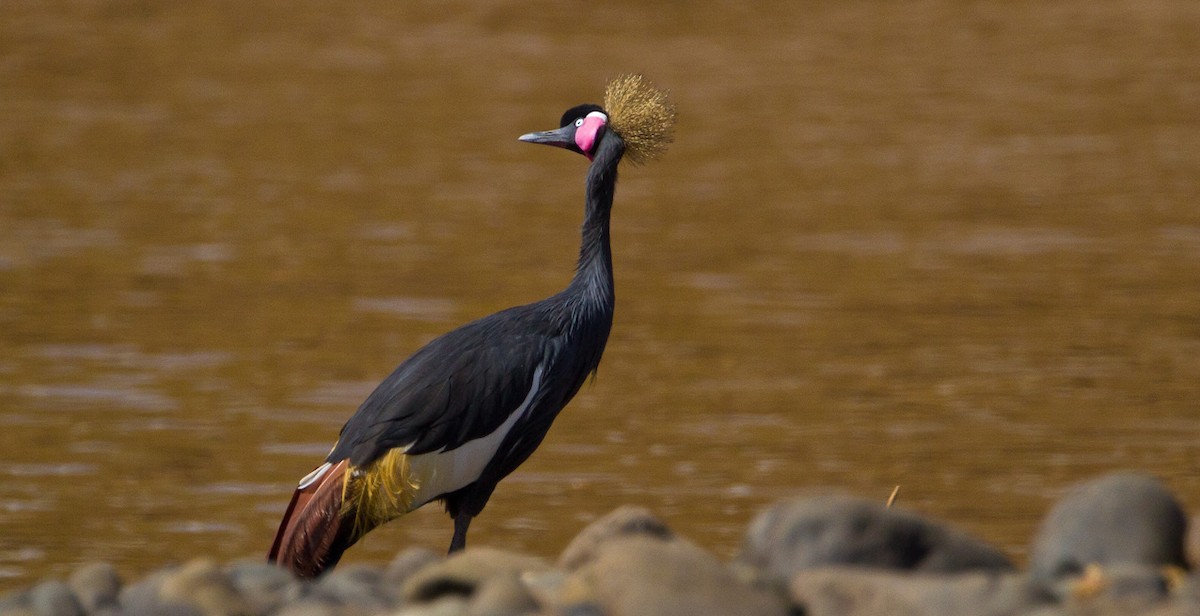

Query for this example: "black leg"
[448,512,472,553]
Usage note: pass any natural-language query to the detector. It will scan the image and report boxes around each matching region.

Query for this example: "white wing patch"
[297,461,333,489]
[406,364,546,509]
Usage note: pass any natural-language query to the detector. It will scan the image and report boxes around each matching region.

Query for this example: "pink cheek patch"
[574,116,606,159]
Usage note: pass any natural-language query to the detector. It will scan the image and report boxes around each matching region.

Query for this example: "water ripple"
[18,383,179,412]
[352,296,458,321]
[0,463,98,477]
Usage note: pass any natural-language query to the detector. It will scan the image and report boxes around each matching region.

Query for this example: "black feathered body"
[268,130,625,576]
[333,134,621,517]
[332,280,613,516]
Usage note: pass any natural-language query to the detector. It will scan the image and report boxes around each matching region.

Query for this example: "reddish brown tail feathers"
[267,459,356,578]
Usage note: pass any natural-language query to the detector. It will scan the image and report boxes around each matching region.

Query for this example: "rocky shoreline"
[2,472,1196,615]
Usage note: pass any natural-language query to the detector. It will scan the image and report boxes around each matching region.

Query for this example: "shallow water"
[2,0,1199,589]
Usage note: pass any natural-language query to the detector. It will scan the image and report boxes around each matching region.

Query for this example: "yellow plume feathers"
[603,74,677,165]
[341,449,421,541]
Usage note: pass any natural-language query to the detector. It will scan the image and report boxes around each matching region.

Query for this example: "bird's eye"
[574,118,584,127]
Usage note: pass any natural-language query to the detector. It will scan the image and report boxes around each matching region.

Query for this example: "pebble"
[562,535,789,616]
[401,547,549,605]
[115,568,202,616]
[384,547,441,589]
[558,505,674,571]
[225,560,303,615]
[738,493,1013,580]
[311,564,392,610]
[464,572,539,616]
[2,471,1195,616]
[1028,472,1188,588]
[789,568,1040,616]
[65,563,120,614]
[157,559,248,616]
[28,580,84,616]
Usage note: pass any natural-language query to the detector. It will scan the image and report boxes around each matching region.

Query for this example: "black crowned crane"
[267,75,675,577]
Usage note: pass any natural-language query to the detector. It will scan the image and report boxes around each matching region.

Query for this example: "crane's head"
[518,74,675,165]
[518,103,610,161]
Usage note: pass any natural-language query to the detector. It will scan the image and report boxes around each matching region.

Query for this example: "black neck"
[568,132,624,302]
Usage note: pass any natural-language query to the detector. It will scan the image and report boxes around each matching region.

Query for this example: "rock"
[401,548,550,605]
[518,570,569,609]
[1168,572,1200,613]
[156,559,248,616]
[1066,563,1175,601]
[271,600,341,616]
[385,547,441,589]
[559,506,675,571]
[310,564,393,610]
[557,605,604,616]
[1029,473,1188,587]
[67,563,121,614]
[117,568,201,616]
[1040,563,1197,615]
[564,536,789,616]
[788,567,1040,616]
[465,573,539,616]
[1188,515,1200,573]
[0,587,33,614]
[738,494,1013,580]
[27,580,83,616]
[391,596,470,616]
[226,560,304,615]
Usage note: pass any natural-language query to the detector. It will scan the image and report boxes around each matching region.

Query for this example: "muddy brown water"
[2,0,1199,590]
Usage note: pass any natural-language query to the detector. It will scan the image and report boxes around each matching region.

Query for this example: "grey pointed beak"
[518,124,576,149]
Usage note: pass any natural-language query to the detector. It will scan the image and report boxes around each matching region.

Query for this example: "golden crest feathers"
[603,74,676,165]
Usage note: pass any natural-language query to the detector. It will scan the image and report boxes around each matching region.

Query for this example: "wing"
[329,306,561,468]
